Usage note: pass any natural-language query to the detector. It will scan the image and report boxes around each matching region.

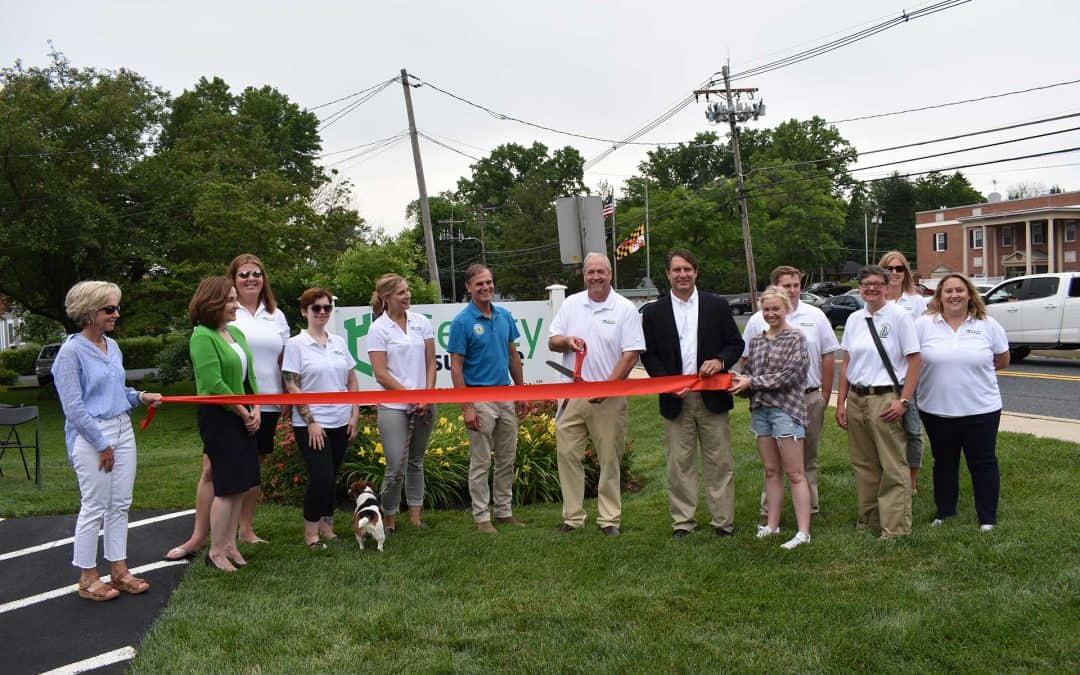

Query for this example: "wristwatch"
[899,398,911,408]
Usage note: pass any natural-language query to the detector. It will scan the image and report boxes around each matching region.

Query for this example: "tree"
[913,171,982,212]
[329,232,437,308]
[0,50,168,331]
[1007,181,1048,200]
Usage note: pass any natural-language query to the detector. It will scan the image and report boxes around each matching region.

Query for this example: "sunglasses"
[99,305,120,315]
[308,303,333,314]
[883,265,907,273]
[237,270,264,279]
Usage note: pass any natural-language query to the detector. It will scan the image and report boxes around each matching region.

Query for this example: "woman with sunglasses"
[164,255,289,561]
[282,288,360,548]
[52,282,162,600]
[879,251,929,494]
[188,277,261,571]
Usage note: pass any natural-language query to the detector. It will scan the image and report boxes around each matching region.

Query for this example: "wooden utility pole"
[696,65,764,311]
[401,68,442,301]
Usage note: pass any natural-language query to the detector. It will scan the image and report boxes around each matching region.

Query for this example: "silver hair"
[582,251,612,272]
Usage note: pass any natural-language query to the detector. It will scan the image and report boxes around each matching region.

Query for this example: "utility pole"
[401,68,442,301]
[438,207,467,302]
[697,64,765,311]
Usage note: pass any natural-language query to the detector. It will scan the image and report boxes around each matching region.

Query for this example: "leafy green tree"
[329,232,437,309]
[913,171,983,212]
[0,51,168,331]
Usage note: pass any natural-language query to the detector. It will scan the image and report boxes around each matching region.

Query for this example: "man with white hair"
[549,252,645,536]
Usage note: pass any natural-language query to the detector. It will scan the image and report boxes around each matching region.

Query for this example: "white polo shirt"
[894,292,929,318]
[231,303,290,412]
[671,288,699,376]
[841,301,920,387]
[549,288,644,382]
[282,331,354,428]
[366,310,434,411]
[742,301,840,389]
[916,313,1008,417]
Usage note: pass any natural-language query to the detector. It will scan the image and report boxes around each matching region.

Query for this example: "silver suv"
[35,342,62,386]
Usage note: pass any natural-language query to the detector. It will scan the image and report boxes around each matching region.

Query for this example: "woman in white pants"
[52,281,162,601]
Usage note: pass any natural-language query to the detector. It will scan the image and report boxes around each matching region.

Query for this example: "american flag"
[602,194,615,218]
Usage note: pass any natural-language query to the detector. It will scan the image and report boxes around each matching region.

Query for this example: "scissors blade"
[545,360,577,380]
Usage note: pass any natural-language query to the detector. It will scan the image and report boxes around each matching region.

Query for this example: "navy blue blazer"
[641,290,745,420]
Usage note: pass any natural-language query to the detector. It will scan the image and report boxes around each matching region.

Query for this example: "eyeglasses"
[99,305,120,315]
[237,270,264,279]
[309,303,333,314]
[860,281,886,288]
[883,265,907,273]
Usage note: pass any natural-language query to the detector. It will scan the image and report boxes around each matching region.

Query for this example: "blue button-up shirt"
[52,333,141,457]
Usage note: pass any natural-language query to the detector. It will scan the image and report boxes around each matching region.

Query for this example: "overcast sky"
[4,0,1080,235]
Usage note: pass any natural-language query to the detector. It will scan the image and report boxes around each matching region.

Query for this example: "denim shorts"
[751,405,806,439]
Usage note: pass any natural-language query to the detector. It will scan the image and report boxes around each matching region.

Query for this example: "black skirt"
[198,405,260,496]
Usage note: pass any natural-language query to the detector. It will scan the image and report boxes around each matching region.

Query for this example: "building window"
[1001,227,1013,247]
[934,232,947,252]
[1032,223,1045,245]
[969,229,983,249]
[1066,221,1077,242]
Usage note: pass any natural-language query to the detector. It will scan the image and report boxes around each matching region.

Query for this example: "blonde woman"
[52,281,162,599]
[367,274,437,532]
[729,287,811,549]
[879,251,928,493]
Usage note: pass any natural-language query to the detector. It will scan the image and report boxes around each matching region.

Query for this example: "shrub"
[0,366,19,385]
[261,399,639,512]
[116,336,168,369]
[0,344,41,375]
[154,331,192,384]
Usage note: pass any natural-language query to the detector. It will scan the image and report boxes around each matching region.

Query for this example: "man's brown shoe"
[476,521,498,534]
[496,516,526,527]
[554,523,578,533]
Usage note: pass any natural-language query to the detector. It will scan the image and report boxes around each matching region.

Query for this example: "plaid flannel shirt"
[743,328,809,428]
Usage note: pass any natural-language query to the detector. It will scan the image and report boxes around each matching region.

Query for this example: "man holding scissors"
[548,252,645,536]
[641,249,744,538]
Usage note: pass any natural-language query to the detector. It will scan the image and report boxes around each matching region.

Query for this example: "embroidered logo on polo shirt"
[878,323,892,338]
[600,319,615,325]
[473,324,485,336]
[800,322,815,328]
[965,328,982,335]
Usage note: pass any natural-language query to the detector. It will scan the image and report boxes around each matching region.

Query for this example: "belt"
[804,387,821,394]
[849,384,898,396]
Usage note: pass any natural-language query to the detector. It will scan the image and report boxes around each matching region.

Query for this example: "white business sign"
[332,301,559,388]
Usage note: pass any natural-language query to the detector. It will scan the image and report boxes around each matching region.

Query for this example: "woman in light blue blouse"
[52,281,162,602]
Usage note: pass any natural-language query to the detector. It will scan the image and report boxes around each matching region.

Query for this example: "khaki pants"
[662,393,734,532]
[761,390,824,516]
[847,391,912,537]
[467,400,518,523]
[556,396,627,529]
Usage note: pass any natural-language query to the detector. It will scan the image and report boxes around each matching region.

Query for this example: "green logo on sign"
[344,314,374,376]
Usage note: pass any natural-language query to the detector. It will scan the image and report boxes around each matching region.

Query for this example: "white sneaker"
[979,524,995,533]
[756,525,780,539]
[781,531,811,549]
[931,518,945,528]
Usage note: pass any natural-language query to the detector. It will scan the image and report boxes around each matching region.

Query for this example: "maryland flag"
[615,224,646,260]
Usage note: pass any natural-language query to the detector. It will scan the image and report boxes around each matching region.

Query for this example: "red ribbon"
[139,371,732,430]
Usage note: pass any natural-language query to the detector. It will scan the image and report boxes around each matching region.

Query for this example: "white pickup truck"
[984,272,1080,361]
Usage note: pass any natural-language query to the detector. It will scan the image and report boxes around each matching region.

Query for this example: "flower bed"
[261,400,637,510]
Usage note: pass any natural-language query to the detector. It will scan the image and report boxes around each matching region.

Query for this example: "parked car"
[821,294,865,329]
[983,272,1080,362]
[35,342,62,386]
[915,282,934,297]
[728,295,752,315]
[974,283,995,298]
[805,281,851,298]
[800,292,826,307]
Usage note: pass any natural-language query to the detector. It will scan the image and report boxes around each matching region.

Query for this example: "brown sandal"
[77,578,120,602]
[109,573,150,595]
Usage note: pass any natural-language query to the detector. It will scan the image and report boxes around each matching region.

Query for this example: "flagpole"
[644,180,650,283]
[611,199,618,291]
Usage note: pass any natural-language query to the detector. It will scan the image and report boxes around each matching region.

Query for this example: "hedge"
[0,344,41,375]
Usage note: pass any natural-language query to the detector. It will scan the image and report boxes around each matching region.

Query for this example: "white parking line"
[0,559,188,614]
[40,645,137,674]
[0,509,195,562]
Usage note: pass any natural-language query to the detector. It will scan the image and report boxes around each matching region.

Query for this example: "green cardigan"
[189,324,260,397]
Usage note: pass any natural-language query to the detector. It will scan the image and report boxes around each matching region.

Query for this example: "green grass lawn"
[2,385,1077,673]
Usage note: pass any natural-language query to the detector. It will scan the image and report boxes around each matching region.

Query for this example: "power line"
[418,131,479,161]
[306,76,398,112]
[826,77,1080,124]
[725,0,972,82]
[316,131,410,158]
[317,80,395,131]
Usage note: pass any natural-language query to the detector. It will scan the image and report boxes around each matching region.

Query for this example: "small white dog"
[348,480,386,552]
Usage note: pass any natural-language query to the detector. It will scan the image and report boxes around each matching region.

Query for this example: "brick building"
[915,190,1080,280]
